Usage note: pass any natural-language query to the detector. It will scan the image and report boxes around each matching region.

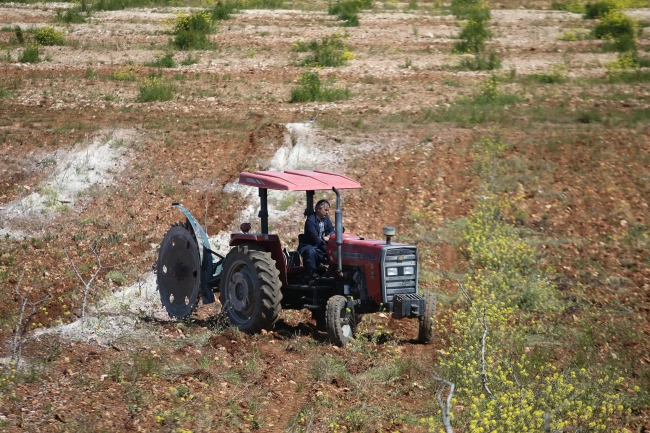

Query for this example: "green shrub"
[0,85,10,99]
[112,65,137,81]
[593,10,637,51]
[19,43,40,63]
[138,76,174,102]
[212,0,238,19]
[36,27,65,46]
[15,26,24,44]
[170,11,213,50]
[54,7,88,24]
[290,71,350,103]
[298,33,355,67]
[328,0,372,26]
[454,19,491,54]
[145,53,176,68]
[583,0,614,19]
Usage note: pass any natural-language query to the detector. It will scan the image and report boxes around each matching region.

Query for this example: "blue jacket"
[300,214,334,251]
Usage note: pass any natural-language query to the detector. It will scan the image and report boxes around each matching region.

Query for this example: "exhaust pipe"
[332,187,343,276]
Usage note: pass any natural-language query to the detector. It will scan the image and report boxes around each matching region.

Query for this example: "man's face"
[316,204,330,219]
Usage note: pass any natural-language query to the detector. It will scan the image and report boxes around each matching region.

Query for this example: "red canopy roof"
[238,170,361,191]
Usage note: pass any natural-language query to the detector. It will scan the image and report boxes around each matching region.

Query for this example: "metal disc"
[156,225,201,318]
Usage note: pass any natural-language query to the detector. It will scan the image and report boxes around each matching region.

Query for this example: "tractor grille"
[381,246,418,303]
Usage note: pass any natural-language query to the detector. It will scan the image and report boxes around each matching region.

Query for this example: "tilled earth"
[1,0,650,431]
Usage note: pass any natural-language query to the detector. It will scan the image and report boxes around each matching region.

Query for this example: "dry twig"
[11,272,50,367]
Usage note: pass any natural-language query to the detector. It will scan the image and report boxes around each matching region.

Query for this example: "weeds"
[212,0,285,20]
[294,33,354,67]
[19,43,40,63]
[54,7,88,24]
[525,62,568,84]
[138,76,175,102]
[290,71,350,103]
[145,53,176,68]
[112,65,137,81]
[181,53,199,65]
[328,0,372,26]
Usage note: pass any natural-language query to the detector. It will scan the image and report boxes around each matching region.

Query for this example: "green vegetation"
[91,0,172,11]
[112,65,137,81]
[328,0,372,26]
[293,33,355,67]
[170,10,213,50]
[180,53,199,65]
[584,0,615,18]
[593,10,637,52]
[53,6,88,24]
[451,0,499,70]
[290,71,350,103]
[525,62,568,84]
[19,43,40,63]
[35,27,65,46]
[138,76,175,102]
[211,0,285,20]
[145,53,176,68]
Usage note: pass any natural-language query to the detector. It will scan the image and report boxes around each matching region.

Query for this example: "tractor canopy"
[239,170,361,191]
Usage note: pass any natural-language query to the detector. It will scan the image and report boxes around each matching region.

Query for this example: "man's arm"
[304,216,325,247]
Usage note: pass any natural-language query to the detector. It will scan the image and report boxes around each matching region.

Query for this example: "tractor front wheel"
[219,244,282,333]
[418,292,437,344]
[326,295,356,347]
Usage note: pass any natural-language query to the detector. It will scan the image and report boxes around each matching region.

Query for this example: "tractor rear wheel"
[326,295,356,347]
[219,244,282,333]
[418,292,437,344]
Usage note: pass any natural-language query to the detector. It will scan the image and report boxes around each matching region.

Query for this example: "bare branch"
[64,243,104,329]
[458,281,494,399]
[431,375,455,433]
[11,272,50,367]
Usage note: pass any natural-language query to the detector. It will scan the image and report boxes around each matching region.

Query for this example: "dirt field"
[0,0,649,431]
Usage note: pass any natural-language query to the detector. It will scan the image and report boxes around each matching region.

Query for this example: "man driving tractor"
[298,199,334,282]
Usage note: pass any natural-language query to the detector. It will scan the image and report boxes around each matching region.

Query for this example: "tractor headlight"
[386,267,398,276]
[403,267,414,275]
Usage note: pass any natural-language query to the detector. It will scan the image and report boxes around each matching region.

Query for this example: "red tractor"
[156,170,436,346]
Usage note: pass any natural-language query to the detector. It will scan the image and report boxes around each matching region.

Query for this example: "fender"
[172,203,215,304]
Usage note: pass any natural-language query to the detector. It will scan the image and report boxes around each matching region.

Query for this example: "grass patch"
[180,53,199,65]
[294,33,354,67]
[551,0,585,13]
[145,53,176,68]
[211,0,285,20]
[91,0,173,11]
[19,43,40,63]
[137,76,175,102]
[525,63,568,84]
[455,52,501,71]
[290,71,350,103]
[53,7,88,24]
